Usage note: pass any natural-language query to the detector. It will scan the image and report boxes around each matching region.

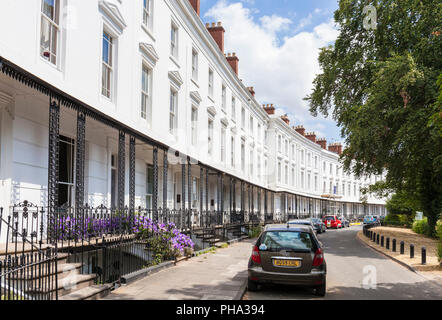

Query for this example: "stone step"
[24,273,97,297]
[59,284,113,300]
[9,263,82,281]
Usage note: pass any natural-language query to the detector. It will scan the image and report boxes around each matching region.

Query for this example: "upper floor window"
[221,125,226,163]
[258,123,262,141]
[169,88,178,135]
[102,31,113,99]
[249,116,254,133]
[241,107,246,128]
[143,0,153,31]
[141,65,151,120]
[249,150,254,176]
[278,162,282,183]
[221,85,226,111]
[192,49,198,81]
[241,141,245,172]
[170,23,178,58]
[231,97,236,121]
[191,107,198,146]
[278,135,282,153]
[330,163,333,175]
[208,119,214,155]
[231,136,235,168]
[285,140,288,156]
[40,0,60,65]
[208,69,214,97]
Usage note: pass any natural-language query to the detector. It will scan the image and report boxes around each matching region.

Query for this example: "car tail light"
[251,245,261,264]
[312,248,324,267]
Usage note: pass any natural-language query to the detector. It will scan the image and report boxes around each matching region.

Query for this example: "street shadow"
[248,278,442,300]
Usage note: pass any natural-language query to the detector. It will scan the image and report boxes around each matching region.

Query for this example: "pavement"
[244,226,442,300]
[101,239,255,300]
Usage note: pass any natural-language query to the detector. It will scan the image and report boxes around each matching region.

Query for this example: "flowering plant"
[133,217,194,263]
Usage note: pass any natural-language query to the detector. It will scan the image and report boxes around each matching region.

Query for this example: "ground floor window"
[111,154,118,208]
[58,135,75,207]
[146,164,153,209]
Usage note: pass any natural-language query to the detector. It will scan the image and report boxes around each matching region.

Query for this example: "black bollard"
[400,241,404,254]
[381,235,384,247]
[386,237,390,250]
[410,244,414,259]
[422,247,426,265]
[376,234,380,245]
[392,239,396,252]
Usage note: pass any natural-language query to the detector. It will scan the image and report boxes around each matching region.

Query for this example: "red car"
[322,215,342,229]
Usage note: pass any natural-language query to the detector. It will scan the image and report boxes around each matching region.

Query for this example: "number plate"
[273,259,301,268]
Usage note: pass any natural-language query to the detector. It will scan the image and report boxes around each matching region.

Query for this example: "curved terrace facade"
[0,0,386,243]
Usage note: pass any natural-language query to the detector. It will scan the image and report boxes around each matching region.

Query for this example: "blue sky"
[200,0,343,144]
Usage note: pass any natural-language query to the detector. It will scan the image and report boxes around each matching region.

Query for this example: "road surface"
[244,226,442,300]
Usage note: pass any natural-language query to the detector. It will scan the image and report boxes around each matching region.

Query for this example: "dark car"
[287,219,316,233]
[248,224,327,297]
[338,217,350,228]
[309,218,327,234]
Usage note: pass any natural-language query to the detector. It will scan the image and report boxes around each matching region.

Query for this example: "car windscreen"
[289,221,311,226]
[259,231,315,252]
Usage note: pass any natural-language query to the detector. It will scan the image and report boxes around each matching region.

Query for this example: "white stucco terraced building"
[0,0,386,241]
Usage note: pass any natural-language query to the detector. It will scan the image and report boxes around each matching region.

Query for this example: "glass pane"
[42,0,56,21]
[40,17,50,58]
[147,166,153,194]
[261,231,314,251]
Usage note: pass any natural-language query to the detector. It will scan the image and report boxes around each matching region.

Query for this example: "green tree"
[305,0,442,236]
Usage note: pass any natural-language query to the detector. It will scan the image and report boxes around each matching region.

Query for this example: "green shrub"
[248,226,263,238]
[383,214,413,228]
[438,242,442,263]
[384,214,400,225]
[436,220,442,241]
[412,218,430,235]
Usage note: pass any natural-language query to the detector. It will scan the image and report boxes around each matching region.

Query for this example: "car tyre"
[248,279,259,292]
[314,280,326,297]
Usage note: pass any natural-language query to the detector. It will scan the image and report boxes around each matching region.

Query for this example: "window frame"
[40,0,60,66]
[169,88,178,135]
[101,29,114,99]
[141,63,152,120]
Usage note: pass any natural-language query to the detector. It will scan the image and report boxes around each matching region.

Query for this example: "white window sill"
[169,55,180,69]
[141,24,156,42]
[191,78,199,88]
[40,56,62,72]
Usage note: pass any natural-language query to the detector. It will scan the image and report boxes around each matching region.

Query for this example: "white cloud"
[205,1,340,140]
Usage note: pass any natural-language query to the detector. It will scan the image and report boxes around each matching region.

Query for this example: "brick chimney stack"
[281,114,290,125]
[225,53,239,75]
[247,87,255,97]
[189,0,200,16]
[295,125,306,136]
[328,143,343,155]
[305,132,317,143]
[206,22,225,52]
[316,138,327,150]
[263,104,275,115]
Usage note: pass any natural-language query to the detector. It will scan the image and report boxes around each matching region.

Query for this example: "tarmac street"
[244,226,442,300]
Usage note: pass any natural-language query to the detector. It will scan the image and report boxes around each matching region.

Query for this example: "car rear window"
[259,231,315,252]
[324,216,335,221]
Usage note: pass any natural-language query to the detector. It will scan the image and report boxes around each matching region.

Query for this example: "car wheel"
[248,279,259,292]
[314,280,326,297]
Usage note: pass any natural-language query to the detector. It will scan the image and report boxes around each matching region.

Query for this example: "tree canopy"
[305,0,442,235]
